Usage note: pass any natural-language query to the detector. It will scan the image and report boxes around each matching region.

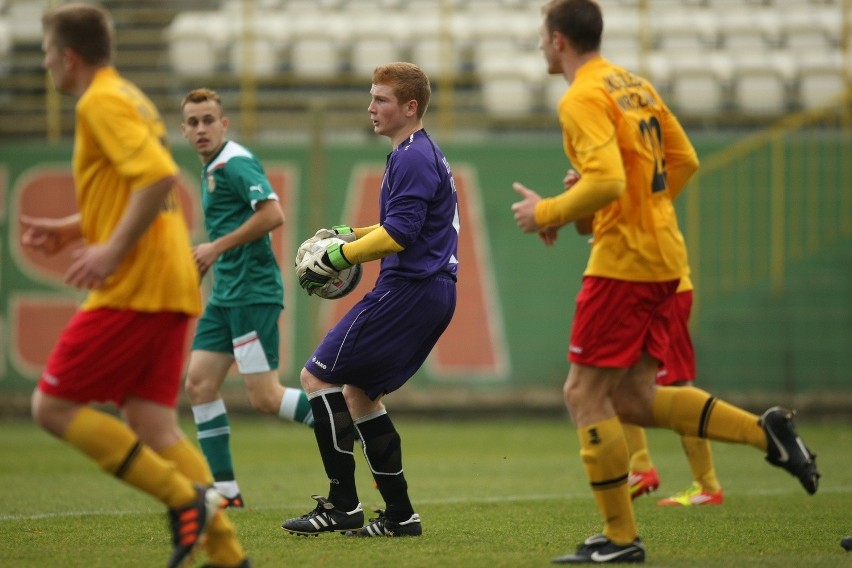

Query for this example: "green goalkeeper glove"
[297,241,352,295]
[294,225,356,267]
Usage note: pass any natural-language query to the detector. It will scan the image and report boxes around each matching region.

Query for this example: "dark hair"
[542,0,603,54]
[372,62,431,119]
[42,3,114,66]
[181,87,223,112]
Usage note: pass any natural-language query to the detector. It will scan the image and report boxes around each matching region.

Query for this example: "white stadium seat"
[0,16,11,76]
[795,51,846,110]
[667,54,733,116]
[228,24,285,78]
[6,0,48,44]
[286,11,349,79]
[731,58,790,117]
[167,12,234,77]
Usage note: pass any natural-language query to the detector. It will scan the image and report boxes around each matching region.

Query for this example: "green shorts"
[192,303,282,373]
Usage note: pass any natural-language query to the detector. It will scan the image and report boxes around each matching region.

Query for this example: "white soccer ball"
[302,237,363,300]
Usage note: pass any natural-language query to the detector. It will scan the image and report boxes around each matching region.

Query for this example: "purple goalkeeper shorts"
[304,273,456,400]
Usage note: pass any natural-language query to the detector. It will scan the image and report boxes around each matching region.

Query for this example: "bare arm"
[20,213,83,255]
[65,175,177,289]
[193,198,284,277]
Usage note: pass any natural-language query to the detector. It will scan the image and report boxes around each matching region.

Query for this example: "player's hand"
[294,225,356,267]
[562,170,594,236]
[64,243,121,290]
[511,182,543,234]
[538,226,559,246]
[192,242,220,277]
[297,241,352,295]
[532,171,578,246]
[563,169,580,190]
[20,214,81,255]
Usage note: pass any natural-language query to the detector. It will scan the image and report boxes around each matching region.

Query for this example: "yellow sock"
[622,424,654,472]
[160,439,245,566]
[159,437,214,485]
[681,436,721,492]
[577,416,637,545]
[63,407,196,508]
[652,386,766,451]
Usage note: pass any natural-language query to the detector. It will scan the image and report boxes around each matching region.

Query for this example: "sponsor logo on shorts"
[43,373,59,386]
[312,357,327,370]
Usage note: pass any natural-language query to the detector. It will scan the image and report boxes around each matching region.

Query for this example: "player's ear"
[405,99,417,117]
[221,116,229,130]
[63,47,80,70]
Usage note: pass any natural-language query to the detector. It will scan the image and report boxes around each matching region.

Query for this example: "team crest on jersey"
[206,174,216,192]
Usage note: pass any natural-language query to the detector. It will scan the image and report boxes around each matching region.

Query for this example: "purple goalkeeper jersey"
[377,129,459,282]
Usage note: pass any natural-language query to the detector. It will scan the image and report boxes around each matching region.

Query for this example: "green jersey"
[201,140,284,308]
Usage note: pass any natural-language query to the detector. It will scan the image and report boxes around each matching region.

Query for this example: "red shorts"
[656,290,696,385]
[569,276,679,368]
[39,308,190,408]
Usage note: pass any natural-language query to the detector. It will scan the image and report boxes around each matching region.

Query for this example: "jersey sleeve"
[533,91,627,227]
[560,92,626,184]
[381,151,437,248]
[658,101,700,199]
[78,91,177,191]
[227,157,278,209]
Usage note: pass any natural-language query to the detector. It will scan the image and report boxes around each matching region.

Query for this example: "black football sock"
[355,409,414,523]
[308,387,359,510]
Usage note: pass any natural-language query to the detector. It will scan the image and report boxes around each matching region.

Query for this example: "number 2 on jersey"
[639,117,668,193]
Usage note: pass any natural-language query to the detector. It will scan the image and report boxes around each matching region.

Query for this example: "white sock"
[214,480,241,499]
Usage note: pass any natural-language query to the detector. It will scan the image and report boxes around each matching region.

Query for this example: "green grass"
[1,416,850,567]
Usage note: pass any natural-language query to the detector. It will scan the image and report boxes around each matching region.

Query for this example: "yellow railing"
[685,89,852,325]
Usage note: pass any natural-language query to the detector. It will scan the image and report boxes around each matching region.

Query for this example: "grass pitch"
[1,415,849,567]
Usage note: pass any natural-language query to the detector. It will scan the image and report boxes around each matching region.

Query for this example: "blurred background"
[0,0,850,417]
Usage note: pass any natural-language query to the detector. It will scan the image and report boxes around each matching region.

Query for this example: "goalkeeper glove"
[297,241,353,295]
[294,225,356,267]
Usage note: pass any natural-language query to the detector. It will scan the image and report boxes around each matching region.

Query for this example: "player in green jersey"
[181,88,313,508]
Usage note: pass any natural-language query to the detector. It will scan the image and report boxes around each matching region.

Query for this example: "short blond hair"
[181,88,223,112]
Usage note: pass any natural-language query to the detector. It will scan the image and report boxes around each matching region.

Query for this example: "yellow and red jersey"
[73,67,200,314]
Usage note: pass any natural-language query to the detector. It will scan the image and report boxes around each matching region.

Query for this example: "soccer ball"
[302,237,363,300]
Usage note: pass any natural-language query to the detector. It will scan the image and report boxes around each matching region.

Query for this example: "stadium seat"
[472,38,525,73]
[603,7,641,42]
[731,59,790,117]
[6,0,48,44]
[411,37,464,78]
[228,14,287,79]
[345,7,408,77]
[481,76,537,119]
[652,7,718,52]
[780,4,842,51]
[795,52,846,110]
[670,73,727,117]
[644,51,675,96]
[287,11,349,79]
[543,75,567,111]
[478,52,542,118]
[0,17,10,78]
[350,37,405,77]
[166,12,234,77]
[667,54,732,117]
[602,47,642,74]
[718,9,778,53]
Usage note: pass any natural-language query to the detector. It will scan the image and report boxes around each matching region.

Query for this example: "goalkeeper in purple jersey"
[283,62,459,538]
